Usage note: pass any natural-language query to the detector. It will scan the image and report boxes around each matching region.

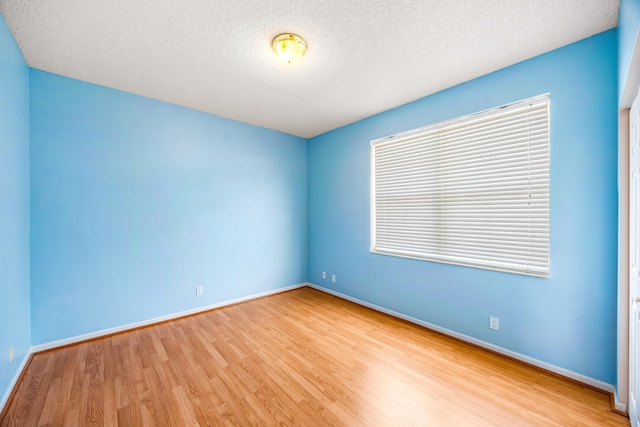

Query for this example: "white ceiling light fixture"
[272,33,307,64]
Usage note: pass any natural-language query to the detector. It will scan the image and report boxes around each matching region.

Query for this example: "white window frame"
[370,94,550,278]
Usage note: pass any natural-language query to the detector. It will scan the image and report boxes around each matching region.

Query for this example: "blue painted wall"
[619,0,640,101]
[308,30,618,384]
[0,15,30,404]
[29,71,307,345]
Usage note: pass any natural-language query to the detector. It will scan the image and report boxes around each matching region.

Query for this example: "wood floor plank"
[0,287,630,426]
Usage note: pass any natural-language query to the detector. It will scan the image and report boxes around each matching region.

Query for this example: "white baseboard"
[31,283,306,353]
[613,390,627,413]
[306,282,618,396]
[0,352,31,415]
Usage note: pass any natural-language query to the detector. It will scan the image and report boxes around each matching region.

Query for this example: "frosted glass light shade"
[272,33,307,64]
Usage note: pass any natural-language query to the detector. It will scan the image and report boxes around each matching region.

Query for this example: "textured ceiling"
[0,1,619,138]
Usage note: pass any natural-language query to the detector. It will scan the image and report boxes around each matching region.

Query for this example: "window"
[370,94,550,277]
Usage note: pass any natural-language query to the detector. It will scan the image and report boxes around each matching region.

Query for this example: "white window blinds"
[370,94,550,277]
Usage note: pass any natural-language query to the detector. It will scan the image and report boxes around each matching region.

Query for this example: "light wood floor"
[0,287,629,426]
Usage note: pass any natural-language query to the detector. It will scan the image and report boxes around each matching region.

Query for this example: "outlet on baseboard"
[196,286,203,296]
[9,344,14,363]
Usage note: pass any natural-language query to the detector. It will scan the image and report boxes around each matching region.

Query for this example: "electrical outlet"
[322,272,326,279]
[196,286,203,296]
[9,345,14,363]
[331,274,336,283]
[490,316,500,331]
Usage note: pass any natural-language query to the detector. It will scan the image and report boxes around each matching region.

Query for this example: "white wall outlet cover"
[196,286,204,296]
[490,316,500,330]
[322,272,326,279]
[9,344,14,363]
